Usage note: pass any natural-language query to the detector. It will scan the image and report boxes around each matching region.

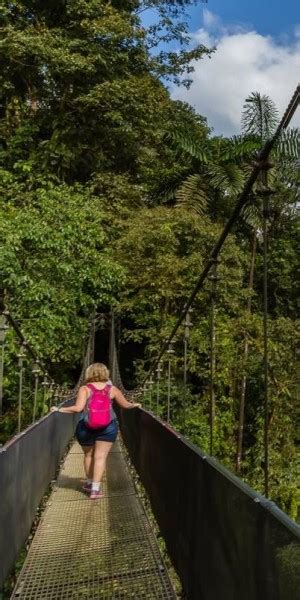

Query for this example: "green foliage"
[0,180,124,362]
[0,0,210,183]
[0,0,298,522]
[241,92,279,140]
[114,203,298,517]
[114,206,247,346]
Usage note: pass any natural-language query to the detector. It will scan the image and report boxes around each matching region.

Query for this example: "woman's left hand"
[50,406,59,412]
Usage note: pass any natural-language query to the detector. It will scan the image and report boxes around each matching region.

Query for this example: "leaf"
[168,130,210,163]
[241,91,279,140]
[175,174,208,215]
[276,128,300,160]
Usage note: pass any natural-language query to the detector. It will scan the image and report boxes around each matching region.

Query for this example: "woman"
[51,363,141,499]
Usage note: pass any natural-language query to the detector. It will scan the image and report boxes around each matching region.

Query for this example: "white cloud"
[294,25,300,39]
[202,9,220,30]
[172,12,300,136]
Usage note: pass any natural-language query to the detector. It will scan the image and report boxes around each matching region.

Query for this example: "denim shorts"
[75,418,118,446]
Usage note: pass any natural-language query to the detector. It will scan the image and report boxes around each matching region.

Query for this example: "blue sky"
[187,0,299,40]
[144,1,300,135]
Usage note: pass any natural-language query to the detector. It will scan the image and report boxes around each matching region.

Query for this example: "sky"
[149,1,300,135]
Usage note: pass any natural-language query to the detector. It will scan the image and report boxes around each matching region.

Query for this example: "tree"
[135,1,212,86]
[0,0,211,185]
[236,92,300,472]
[0,0,211,440]
[0,179,124,363]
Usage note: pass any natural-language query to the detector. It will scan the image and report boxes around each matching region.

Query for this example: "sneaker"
[90,489,104,499]
[82,482,92,492]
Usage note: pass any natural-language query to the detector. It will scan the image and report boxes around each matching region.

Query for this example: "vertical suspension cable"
[183,308,192,433]
[166,342,174,423]
[117,318,121,365]
[209,260,219,455]
[17,344,26,432]
[236,233,257,472]
[209,290,216,455]
[262,189,271,497]
[32,361,41,423]
[167,359,171,423]
[148,376,153,410]
[109,309,116,383]
[183,334,187,431]
[156,361,162,413]
[0,314,9,418]
[89,313,96,365]
[42,375,48,415]
[49,381,54,408]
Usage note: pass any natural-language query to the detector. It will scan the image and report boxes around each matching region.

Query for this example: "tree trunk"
[236,232,257,472]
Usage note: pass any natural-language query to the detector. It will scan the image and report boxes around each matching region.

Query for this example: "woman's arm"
[51,386,88,414]
[111,386,141,409]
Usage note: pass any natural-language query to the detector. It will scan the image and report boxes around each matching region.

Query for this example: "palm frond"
[157,184,177,204]
[208,135,259,164]
[151,170,192,204]
[241,92,279,140]
[276,127,300,160]
[225,135,260,160]
[168,130,211,163]
[240,202,262,231]
[175,174,208,215]
[206,162,245,195]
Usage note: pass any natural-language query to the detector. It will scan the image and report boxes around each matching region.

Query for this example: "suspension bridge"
[0,88,299,599]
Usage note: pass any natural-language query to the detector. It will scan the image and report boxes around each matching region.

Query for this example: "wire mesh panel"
[0,407,77,586]
[118,408,300,600]
[11,440,176,600]
[52,446,135,502]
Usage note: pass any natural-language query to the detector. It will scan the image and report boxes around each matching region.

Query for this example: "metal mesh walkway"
[11,439,176,599]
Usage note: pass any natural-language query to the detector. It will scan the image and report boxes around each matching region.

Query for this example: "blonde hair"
[84,363,110,383]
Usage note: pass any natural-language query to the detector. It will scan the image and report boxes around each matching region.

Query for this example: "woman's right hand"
[131,402,141,408]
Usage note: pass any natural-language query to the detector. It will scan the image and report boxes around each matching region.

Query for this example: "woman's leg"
[82,445,94,479]
[92,441,113,485]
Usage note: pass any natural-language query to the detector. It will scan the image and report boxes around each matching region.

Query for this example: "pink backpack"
[85,383,112,429]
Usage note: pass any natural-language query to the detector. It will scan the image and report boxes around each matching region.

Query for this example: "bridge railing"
[0,306,96,586]
[118,406,300,600]
[0,400,77,586]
